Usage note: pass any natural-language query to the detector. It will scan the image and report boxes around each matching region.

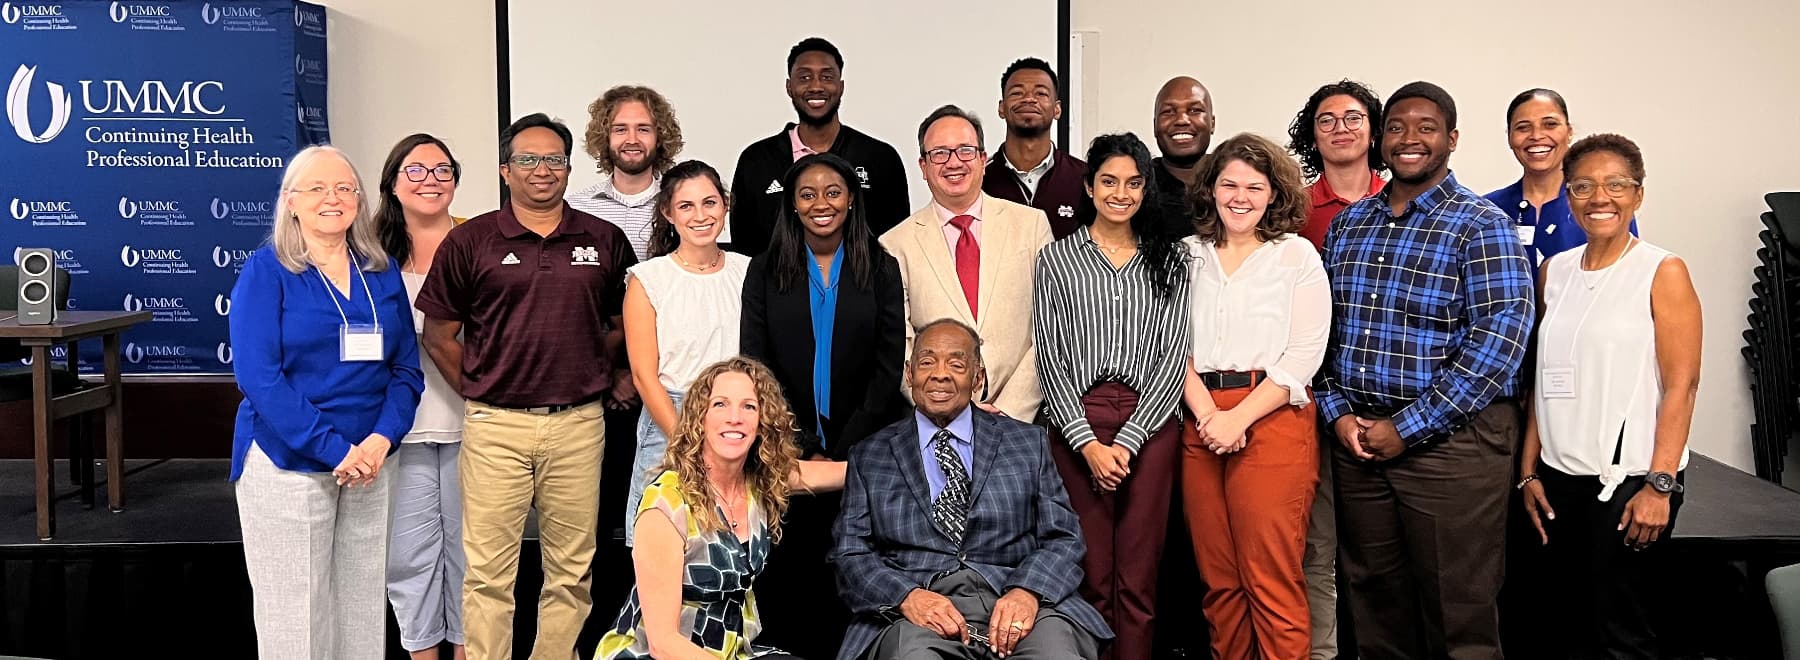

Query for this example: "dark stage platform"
[2,454,1798,658]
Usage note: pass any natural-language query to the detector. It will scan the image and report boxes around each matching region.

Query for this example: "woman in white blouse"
[621,160,752,545]
[1518,134,1700,658]
[1179,132,1331,660]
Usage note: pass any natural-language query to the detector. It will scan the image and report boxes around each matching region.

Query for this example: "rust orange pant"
[1181,385,1319,660]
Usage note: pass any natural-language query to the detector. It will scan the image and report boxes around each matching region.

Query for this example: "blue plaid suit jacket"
[830,409,1111,660]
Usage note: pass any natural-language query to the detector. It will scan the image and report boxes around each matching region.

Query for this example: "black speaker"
[16,247,58,325]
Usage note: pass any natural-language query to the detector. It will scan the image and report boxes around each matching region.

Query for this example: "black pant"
[756,491,850,660]
[1535,465,1684,659]
[1334,400,1518,660]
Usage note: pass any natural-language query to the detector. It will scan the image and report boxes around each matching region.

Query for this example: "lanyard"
[316,252,380,330]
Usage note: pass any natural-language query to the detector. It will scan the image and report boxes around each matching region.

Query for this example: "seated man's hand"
[899,588,967,642]
[988,588,1040,657]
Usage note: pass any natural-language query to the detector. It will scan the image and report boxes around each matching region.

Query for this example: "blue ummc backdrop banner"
[0,0,328,375]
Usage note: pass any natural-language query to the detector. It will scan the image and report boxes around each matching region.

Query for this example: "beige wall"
[1073,0,1800,471]
[316,0,499,218]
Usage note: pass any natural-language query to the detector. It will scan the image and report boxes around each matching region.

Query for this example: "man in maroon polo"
[416,112,636,660]
[982,57,1087,239]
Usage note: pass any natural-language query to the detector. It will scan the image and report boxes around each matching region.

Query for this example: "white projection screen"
[505,0,1062,241]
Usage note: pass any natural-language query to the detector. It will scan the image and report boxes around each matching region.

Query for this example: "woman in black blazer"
[740,152,905,659]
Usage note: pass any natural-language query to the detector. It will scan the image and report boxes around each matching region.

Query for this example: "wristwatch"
[1646,471,1683,494]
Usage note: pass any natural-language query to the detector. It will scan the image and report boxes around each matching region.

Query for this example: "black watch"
[1646,471,1683,494]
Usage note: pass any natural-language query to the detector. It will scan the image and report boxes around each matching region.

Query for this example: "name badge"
[1515,224,1535,247]
[1540,366,1577,399]
[341,324,384,362]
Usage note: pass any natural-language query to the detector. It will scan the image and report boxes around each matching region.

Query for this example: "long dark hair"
[648,160,729,258]
[1077,132,1182,299]
[766,153,877,293]
[375,133,461,267]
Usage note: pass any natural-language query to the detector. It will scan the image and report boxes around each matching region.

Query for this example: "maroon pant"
[1049,381,1180,660]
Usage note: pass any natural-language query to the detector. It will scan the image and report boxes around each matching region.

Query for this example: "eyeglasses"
[289,184,359,200]
[1315,112,1367,132]
[507,154,571,171]
[402,164,456,182]
[1567,177,1640,200]
[924,146,982,165]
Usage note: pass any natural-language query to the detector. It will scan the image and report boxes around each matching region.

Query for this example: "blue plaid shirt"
[1316,172,1535,446]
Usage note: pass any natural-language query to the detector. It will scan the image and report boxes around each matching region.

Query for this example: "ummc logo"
[123,342,187,364]
[10,198,71,219]
[294,6,320,27]
[18,344,68,366]
[216,342,233,364]
[6,64,73,143]
[213,294,230,316]
[81,78,225,115]
[200,2,258,24]
[118,196,180,219]
[121,294,185,312]
[13,246,73,262]
[211,246,249,268]
[119,246,182,267]
[110,2,170,22]
[1,3,61,23]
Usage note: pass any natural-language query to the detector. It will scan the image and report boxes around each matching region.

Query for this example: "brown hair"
[1188,132,1309,245]
[582,85,683,176]
[657,356,801,541]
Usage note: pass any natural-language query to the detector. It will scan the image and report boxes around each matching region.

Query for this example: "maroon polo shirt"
[415,203,635,408]
[1303,170,1385,252]
[982,145,1089,239]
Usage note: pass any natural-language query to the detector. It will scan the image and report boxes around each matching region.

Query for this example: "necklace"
[1579,237,1635,290]
[675,247,722,272]
[712,481,747,530]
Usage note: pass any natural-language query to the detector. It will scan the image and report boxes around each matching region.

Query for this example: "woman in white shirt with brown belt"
[1179,132,1332,660]
[1519,133,1701,658]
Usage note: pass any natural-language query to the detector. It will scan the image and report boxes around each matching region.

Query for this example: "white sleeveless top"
[402,271,465,443]
[1534,240,1688,496]
[626,253,750,392]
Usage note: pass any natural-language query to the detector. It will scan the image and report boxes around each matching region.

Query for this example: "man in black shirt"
[1147,76,1214,237]
[726,37,910,256]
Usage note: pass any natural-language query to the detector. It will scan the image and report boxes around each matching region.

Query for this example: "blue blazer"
[830,409,1111,660]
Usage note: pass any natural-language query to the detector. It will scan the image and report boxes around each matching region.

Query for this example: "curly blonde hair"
[583,85,683,176]
[658,356,801,541]
[1187,132,1310,245]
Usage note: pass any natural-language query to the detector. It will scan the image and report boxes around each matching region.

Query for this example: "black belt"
[481,396,601,416]
[1199,370,1265,390]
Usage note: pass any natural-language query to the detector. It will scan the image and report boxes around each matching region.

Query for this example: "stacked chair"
[1746,192,1800,485]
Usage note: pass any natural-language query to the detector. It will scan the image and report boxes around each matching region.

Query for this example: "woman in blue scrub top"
[1486,88,1636,272]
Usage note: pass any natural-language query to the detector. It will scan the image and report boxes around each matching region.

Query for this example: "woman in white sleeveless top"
[374,133,469,659]
[621,160,751,545]
[1518,134,1702,659]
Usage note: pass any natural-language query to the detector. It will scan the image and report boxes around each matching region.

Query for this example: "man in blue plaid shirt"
[1317,81,1534,660]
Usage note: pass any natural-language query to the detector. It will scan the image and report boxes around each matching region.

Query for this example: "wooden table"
[0,311,151,539]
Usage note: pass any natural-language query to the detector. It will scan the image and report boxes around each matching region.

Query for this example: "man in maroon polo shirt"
[1283,79,1384,660]
[416,112,636,660]
[983,57,1087,239]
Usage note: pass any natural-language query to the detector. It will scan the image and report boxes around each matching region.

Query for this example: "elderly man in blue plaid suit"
[831,318,1110,660]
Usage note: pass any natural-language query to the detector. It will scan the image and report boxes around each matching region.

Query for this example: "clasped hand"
[900,587,1039,657]
[332,433,391,487]
[1193,409,1249,455]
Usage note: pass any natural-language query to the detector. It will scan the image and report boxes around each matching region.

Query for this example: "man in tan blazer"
[880,104,1053,421]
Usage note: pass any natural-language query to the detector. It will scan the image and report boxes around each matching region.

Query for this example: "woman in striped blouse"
[1180,132,1332,659]
[1031,132,1188,660]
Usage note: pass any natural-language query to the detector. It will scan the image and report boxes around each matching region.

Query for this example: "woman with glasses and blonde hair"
[230,144,424,659]
[599,356,845,660]
[373,133,469,660]
[1519,134,1700,658]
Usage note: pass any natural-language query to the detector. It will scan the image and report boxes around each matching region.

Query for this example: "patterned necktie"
[930,428,972,545]
[947,214,980,319]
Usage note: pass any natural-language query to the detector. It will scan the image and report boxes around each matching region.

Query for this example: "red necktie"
[948,214,980,318]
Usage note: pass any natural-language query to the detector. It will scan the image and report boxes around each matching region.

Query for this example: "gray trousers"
[237,441,390,660]
[387,442,466,651]
[869,569,1100,660]
[1303,431,1339,659]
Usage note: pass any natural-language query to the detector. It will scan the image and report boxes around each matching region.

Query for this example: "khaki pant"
[459,400,605,660]
[1304,430,1339,659]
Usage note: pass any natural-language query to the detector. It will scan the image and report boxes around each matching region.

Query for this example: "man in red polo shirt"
[417,112,636,660]
[1284,79,1384,660]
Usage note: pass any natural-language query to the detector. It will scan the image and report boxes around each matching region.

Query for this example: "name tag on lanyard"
[341,324,384,362]
[1540,366,1577,398]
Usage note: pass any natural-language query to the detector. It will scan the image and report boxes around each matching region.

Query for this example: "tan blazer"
[880,194,1054,420]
